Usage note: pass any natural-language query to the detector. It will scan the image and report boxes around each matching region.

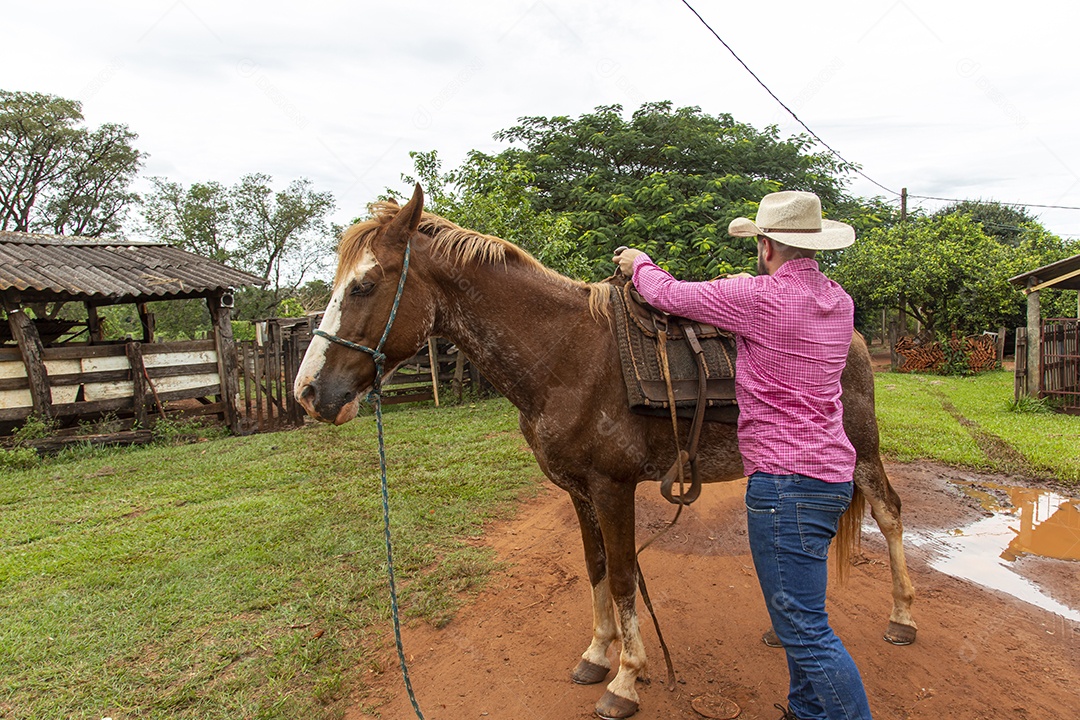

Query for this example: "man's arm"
[617,250,758,334]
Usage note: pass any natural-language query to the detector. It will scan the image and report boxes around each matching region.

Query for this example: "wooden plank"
[143,350,218,368]
[253,341,265,432]
[208,297,241,433]
[127,341,148,428]
[428,337,440,407]
[0,388,33,411]
[241,342,253,419]
[0,376,29,392]
[42,344,127,360]
[0,348,25,362]
[141,339,216,354]
[0,404,32,422]
[382,391,434,405]
[2,362,221,391]
[151,373,221,395]
[3,295,53,417]
[86,303,104,344]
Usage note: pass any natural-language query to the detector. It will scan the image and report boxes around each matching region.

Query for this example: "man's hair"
[761,235,817,260]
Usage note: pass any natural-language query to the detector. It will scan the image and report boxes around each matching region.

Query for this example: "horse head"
[294,183,436,424]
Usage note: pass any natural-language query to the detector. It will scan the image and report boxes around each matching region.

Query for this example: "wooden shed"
[1009,253,1080,412]
[0,231,265,437]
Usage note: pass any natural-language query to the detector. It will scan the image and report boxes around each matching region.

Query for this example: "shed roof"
[0,231,265,303]
[1008,253,1080,292]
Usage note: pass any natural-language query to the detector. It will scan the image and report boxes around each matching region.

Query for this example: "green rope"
[314,241,424,719]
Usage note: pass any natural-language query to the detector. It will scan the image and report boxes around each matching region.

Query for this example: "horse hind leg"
[570,495,618,685]
[591,480,646,719]
[856,459,918,644]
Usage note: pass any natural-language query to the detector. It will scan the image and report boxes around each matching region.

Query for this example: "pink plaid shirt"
[631,254,856,483]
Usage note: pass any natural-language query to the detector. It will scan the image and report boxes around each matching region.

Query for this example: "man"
[613,191,872,720]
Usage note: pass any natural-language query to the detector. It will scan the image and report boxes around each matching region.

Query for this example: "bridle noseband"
[313,240,411,395]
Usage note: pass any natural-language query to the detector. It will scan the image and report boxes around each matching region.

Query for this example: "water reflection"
[876,481,1080,622]
[955,482,1080,563]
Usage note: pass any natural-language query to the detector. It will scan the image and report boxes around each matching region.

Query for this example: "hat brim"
[727,217,855,250]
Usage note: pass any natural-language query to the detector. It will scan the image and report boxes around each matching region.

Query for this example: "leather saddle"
[610,279,738,422]
[609,277,740,505]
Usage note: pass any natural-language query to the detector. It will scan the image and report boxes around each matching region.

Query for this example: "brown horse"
[294,185,917,719]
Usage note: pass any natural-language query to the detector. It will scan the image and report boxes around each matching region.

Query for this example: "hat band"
[759,227,821,233]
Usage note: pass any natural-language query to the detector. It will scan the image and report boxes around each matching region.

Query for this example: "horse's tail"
[834,483,865,583]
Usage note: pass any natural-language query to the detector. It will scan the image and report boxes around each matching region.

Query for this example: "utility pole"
[900,187,907,223]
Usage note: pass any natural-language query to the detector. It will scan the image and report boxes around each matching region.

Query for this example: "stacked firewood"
[964,335,998,373]
[895,336,944,372]
[894,334,998,374]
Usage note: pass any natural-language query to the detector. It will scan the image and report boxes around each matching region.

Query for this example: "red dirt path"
[346,462,1078,720]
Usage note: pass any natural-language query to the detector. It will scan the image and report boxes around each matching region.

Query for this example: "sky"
[4,0,1080,249]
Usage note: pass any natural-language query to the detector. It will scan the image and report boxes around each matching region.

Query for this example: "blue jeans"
[746,472,872,720]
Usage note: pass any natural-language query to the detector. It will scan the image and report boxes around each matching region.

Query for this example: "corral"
[0,231,264,441]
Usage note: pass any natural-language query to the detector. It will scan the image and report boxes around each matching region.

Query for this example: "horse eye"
[350,281,376,297]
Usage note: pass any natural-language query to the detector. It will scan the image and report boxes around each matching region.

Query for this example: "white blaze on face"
[294,248,378,397]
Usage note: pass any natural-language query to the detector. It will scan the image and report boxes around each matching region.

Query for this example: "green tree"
[932,200,1039,247]
[398,149,590,277]
[142,174,336,319]
[142,178,233,263]
[480,101,861,279]
[0,90,143,236]
[833,212,1078,337]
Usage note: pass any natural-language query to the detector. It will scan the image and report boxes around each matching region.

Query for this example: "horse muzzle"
[295,376,362,425]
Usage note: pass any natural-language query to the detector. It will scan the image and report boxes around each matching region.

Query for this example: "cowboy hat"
[728,191,855,250]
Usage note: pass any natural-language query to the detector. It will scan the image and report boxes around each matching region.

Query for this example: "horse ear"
[386,183,424,240]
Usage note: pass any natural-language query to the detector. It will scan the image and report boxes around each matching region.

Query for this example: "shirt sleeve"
[630,253,759,335]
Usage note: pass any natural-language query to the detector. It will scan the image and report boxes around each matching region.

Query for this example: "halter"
[313,240,411,393]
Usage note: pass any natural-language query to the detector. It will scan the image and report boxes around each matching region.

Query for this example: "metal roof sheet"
[0,231,266,300]
[1008,253,1080,292]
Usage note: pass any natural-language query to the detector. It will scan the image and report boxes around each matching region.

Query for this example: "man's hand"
[612,246,645,276]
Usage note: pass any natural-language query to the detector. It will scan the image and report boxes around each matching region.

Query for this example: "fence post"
[208,295,242,434]
[2,295,53,419]
[1014,327,1027,401]
[1026,283,1041,397]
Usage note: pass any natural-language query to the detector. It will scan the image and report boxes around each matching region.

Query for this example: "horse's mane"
[337,200,612,319]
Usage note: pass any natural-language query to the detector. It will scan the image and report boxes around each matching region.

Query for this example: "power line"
[677,0,898,196]
[906,194,1080,211]
[677,0,1080,217]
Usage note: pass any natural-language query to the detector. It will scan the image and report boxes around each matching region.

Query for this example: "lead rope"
[373,372,425,720]
[314,242,424,719]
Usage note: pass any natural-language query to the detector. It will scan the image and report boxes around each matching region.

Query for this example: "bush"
[0,446,39,470]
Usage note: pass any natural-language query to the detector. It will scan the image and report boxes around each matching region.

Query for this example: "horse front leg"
[570,495,618,685]
[592,479,646,719]
[859,461,918,644]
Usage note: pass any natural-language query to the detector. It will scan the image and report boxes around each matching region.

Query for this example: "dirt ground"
[346,461,1078,720]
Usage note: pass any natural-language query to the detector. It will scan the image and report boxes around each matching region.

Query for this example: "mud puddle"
[878,480,1080,621]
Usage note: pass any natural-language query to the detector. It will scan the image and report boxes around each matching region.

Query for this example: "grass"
[0,398,537,720]
[874,370,1080,484]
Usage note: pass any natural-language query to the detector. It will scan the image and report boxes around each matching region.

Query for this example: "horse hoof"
[884,621,917,645]
[572,659,610,685]
[595,690,639,719]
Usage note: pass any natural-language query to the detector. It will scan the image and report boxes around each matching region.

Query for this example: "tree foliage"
[932,199,1039,247]
[398,149,590,277]
[833,210,1078,337]
[142,174,335,318]
[475,101,863,279]
[0,90,143,236]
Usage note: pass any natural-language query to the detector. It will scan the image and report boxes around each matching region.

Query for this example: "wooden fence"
[235,316,482,433]
[1040,318,1080,413]
[0,339,227,429]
